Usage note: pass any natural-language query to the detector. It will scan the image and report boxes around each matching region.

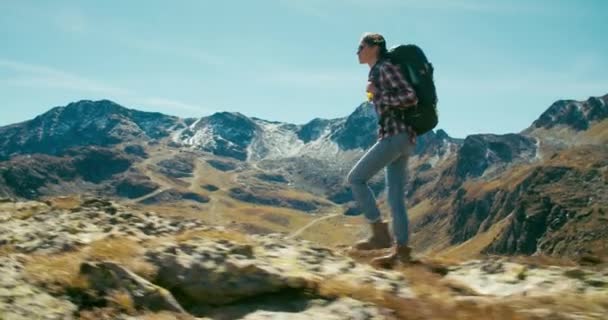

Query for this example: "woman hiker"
[347,32,418,268]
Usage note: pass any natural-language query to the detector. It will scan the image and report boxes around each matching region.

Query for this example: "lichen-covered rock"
[146,235,415,307]
[0,197,606,319]
[238,298,386,320]
[444,259,608,297]
[0,256,77,320]
[80,261,185,313]
[0,198,205,254]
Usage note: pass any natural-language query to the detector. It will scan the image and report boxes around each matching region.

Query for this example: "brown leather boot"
[352,221,392,251]
[371,244,412,269]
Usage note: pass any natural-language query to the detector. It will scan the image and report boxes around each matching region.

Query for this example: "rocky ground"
[0,196,606,319]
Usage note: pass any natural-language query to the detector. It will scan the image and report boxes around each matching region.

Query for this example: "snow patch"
[441,142,454,160]
[183,126,216,149]
[533,138,542,161]
[171,127,187,143]
[248,121,305,161]
[427,155,440,167]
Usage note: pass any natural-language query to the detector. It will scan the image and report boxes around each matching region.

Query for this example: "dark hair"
[361,32,388,59]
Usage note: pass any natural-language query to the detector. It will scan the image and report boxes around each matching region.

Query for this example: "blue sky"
[1,0,606,138]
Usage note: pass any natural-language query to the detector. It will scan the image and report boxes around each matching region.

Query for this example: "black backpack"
[387,44,438,135]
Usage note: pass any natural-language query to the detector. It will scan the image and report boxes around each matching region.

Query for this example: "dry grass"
[261,212,291,227]
[229,204,316,232]
[107,289,136,315]
[195,158,239,190]
[275,187,332,204]
[130,148,344,244]
[463,165,535,200]
[136,312,196,320]
[408,202,454,254]
[87,237,157,280]
[438,216,510,260]
[408,199,435,221]
[24,251,88,292]
[500,293,608,319]
[0,245,17,256]
[546,145,607,170]
[136,192,319,237]
[24,236,156,292]
[43,195,82,210]
[295,214,364,247]
[581,119,608,144]
[87,237,142,261]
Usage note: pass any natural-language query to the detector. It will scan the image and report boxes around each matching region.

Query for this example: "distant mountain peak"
[455,133,537,179]
[47,99,128,117]
[0,100,179,159]
[297,118,332,143]
[530,94,608,131]
[177,111,260,160]
[66,99,123,109]
[435,129,450,140]
[330,102,378,150]
[208,111,251,122]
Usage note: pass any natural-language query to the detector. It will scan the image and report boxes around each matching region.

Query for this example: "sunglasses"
[357,44,366,54]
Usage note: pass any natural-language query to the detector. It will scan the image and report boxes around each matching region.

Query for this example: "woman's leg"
[386,153,409,245]
[371,134,414,267]
[346,134,408,223]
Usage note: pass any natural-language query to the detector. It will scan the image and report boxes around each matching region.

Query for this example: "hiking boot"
[352,221,392,251]
[371,244,412,269]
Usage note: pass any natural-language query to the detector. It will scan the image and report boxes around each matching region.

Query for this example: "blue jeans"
[346,132,413,245]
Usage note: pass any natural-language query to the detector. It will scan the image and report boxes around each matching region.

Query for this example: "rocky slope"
[0,146,140,199]
[409,95,608,259]
[0,197,606,319]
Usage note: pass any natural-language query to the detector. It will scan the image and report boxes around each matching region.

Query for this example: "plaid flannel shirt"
[369,59,418,142]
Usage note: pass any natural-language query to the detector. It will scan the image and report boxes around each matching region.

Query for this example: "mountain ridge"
[0,93,606,262]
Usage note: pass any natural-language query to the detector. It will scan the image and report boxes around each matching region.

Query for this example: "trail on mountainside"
[289,213,341,239]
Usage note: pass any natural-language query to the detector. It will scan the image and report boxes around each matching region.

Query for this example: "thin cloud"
[0,59,130,96]
[0,58,216,117]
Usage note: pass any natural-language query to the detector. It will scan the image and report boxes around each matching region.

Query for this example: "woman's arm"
[378,63,418,108]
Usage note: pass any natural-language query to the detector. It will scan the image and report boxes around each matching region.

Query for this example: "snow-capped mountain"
[171,101,457,164]
[0,99,462,167]
[4,93,606,178]
[0,100,180,160]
